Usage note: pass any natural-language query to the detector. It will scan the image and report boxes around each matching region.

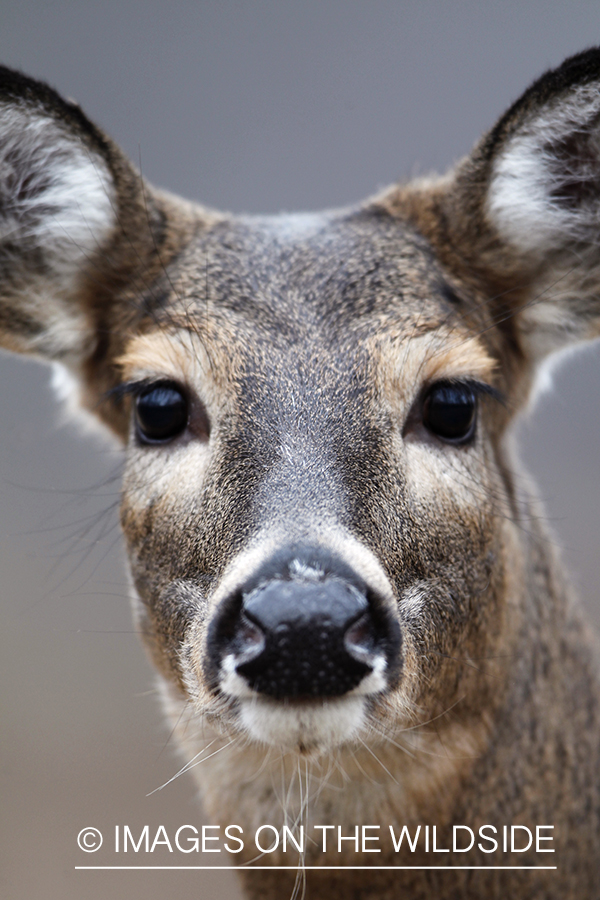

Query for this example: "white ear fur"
[486,84,600,254]
[0,105,117,360]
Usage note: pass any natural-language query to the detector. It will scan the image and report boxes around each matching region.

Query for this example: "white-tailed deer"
[1,49,600,899]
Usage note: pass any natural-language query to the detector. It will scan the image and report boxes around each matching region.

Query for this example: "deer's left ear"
[483,50,600,263]
[394,48,600,368]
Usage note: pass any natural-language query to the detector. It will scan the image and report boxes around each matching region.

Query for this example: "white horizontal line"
[75,866,558,871]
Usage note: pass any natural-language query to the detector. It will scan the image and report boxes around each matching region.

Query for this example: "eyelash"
[104,378,160,404]
[399,378,503,443]
[427,379,504,404]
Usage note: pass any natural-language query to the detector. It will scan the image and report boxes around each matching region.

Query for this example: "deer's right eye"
[135,382,188,443]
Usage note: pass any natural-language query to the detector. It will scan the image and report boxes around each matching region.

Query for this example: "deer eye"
[135,382,188,443]
[422,382,477,443]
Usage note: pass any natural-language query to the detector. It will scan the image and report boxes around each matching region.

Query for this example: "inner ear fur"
[0,66,209,438]
[381,47,600,370]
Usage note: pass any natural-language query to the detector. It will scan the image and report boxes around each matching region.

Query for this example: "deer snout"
[208,546,401,701]
[235,578,373,698]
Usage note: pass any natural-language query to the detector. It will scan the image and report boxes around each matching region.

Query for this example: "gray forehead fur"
[166,205,453,331]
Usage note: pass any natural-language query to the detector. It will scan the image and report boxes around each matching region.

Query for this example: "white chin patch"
[237,695,367,753]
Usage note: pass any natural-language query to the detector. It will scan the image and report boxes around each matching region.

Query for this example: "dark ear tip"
[515,46,600,110]
[527,46,600,101]
[551,45,600,81]
[472,46,600,168]
[0,63,109,155]
[0,64,60,105]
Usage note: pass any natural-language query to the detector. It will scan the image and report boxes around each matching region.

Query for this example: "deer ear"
[398,48,600,367]
[0,67,203,436]
[468,47,600,361]
[484,53,600,262]
[0,67,123,361]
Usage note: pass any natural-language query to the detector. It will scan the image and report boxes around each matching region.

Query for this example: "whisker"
[146,738,234,795]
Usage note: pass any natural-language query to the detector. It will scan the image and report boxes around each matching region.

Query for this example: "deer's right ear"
[1,66,122,361]
[0,67,202,434]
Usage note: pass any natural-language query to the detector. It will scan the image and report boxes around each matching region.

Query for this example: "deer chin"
[235,695,368,755]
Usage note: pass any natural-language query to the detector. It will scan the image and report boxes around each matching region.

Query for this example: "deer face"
[113,211,506,755]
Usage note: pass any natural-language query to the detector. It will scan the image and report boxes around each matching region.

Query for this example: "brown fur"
[1,51,600,899]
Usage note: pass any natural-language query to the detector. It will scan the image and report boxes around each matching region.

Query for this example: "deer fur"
[1,51,600,899]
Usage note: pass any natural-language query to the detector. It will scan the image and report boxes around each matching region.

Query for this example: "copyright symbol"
[77,827,103,852]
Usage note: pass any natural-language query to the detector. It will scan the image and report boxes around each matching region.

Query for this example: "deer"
[1,47,600,900]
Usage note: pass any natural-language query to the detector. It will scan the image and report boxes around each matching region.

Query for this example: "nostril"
[207,545,402,700]
[227,578,379,698]
[344,611,378,662]
[231,612,266,664]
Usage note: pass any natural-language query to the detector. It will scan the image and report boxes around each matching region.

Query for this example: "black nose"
[208,545,400,699]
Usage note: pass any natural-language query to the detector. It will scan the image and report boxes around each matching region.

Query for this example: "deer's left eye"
[135,382,188,443]
[422,382,477,443]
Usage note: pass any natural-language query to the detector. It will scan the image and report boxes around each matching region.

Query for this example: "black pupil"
[424,383,476,442]
[136,384,187,441]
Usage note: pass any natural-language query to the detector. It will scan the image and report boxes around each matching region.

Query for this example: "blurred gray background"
[1,2,600,898]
